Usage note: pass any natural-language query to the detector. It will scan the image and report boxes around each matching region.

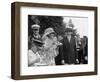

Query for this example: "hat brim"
[45,31,55,36]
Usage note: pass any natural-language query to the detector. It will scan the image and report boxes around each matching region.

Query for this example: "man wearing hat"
[61,27,78,64]
[31,24,41,39]
[30,24,43,48]
[28,24,42,49]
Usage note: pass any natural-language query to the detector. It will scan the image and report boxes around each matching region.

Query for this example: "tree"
[28,15,65,36]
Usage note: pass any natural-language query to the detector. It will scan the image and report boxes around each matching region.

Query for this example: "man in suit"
[62,28,78,64]
[55,35,64,65]
[81,36,88,64]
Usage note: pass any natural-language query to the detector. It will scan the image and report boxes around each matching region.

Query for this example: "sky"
[63,17,88,37]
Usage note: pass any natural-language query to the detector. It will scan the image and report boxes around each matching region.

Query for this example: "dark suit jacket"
[55,40,64,65]
[62,35,77,64]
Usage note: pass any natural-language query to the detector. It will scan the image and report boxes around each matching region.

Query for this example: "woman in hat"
[41,28,62,66]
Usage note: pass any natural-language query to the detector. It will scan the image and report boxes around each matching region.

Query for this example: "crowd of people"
[28,24,88,66]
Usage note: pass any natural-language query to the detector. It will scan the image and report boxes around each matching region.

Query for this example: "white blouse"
[28,50,40,66]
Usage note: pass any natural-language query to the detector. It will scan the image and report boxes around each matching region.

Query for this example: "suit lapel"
[63,37,69,48]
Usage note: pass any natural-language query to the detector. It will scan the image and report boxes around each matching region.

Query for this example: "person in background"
[28,24,41,49]
[55,35,64,65]
[81,36,88,64]
[76,37,83,64]
[31,24,41,39]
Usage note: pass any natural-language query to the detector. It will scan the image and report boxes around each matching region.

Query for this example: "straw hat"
[44,28,55,36]
[31,24,40,29]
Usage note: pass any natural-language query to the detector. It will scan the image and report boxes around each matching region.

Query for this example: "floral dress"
[39,36,61,66]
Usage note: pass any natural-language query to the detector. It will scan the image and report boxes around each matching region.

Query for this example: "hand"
[85,56,88,60]
[76,59,79,64]
[61,60,65,65]
[35,58,40,63]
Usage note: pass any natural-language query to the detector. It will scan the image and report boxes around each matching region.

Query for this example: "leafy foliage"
[28,15,65,36]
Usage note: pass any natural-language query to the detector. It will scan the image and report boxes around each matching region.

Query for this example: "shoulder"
[28,50,35,56]
[28,50,33,53]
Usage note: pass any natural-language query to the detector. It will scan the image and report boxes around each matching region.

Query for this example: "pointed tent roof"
[68,19,74,28]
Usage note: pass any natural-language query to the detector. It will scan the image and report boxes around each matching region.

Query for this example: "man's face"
[65,31,72,36]
[33,28,39,35]
[49,33,55,39]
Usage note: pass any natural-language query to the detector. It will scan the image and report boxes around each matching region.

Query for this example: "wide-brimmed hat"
[44,27,55,36]
[31,24,40,29]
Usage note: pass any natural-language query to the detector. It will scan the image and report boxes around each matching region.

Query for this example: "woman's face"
[50,33,55,39]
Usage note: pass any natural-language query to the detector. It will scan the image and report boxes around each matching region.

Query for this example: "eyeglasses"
[33,29,39,31]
